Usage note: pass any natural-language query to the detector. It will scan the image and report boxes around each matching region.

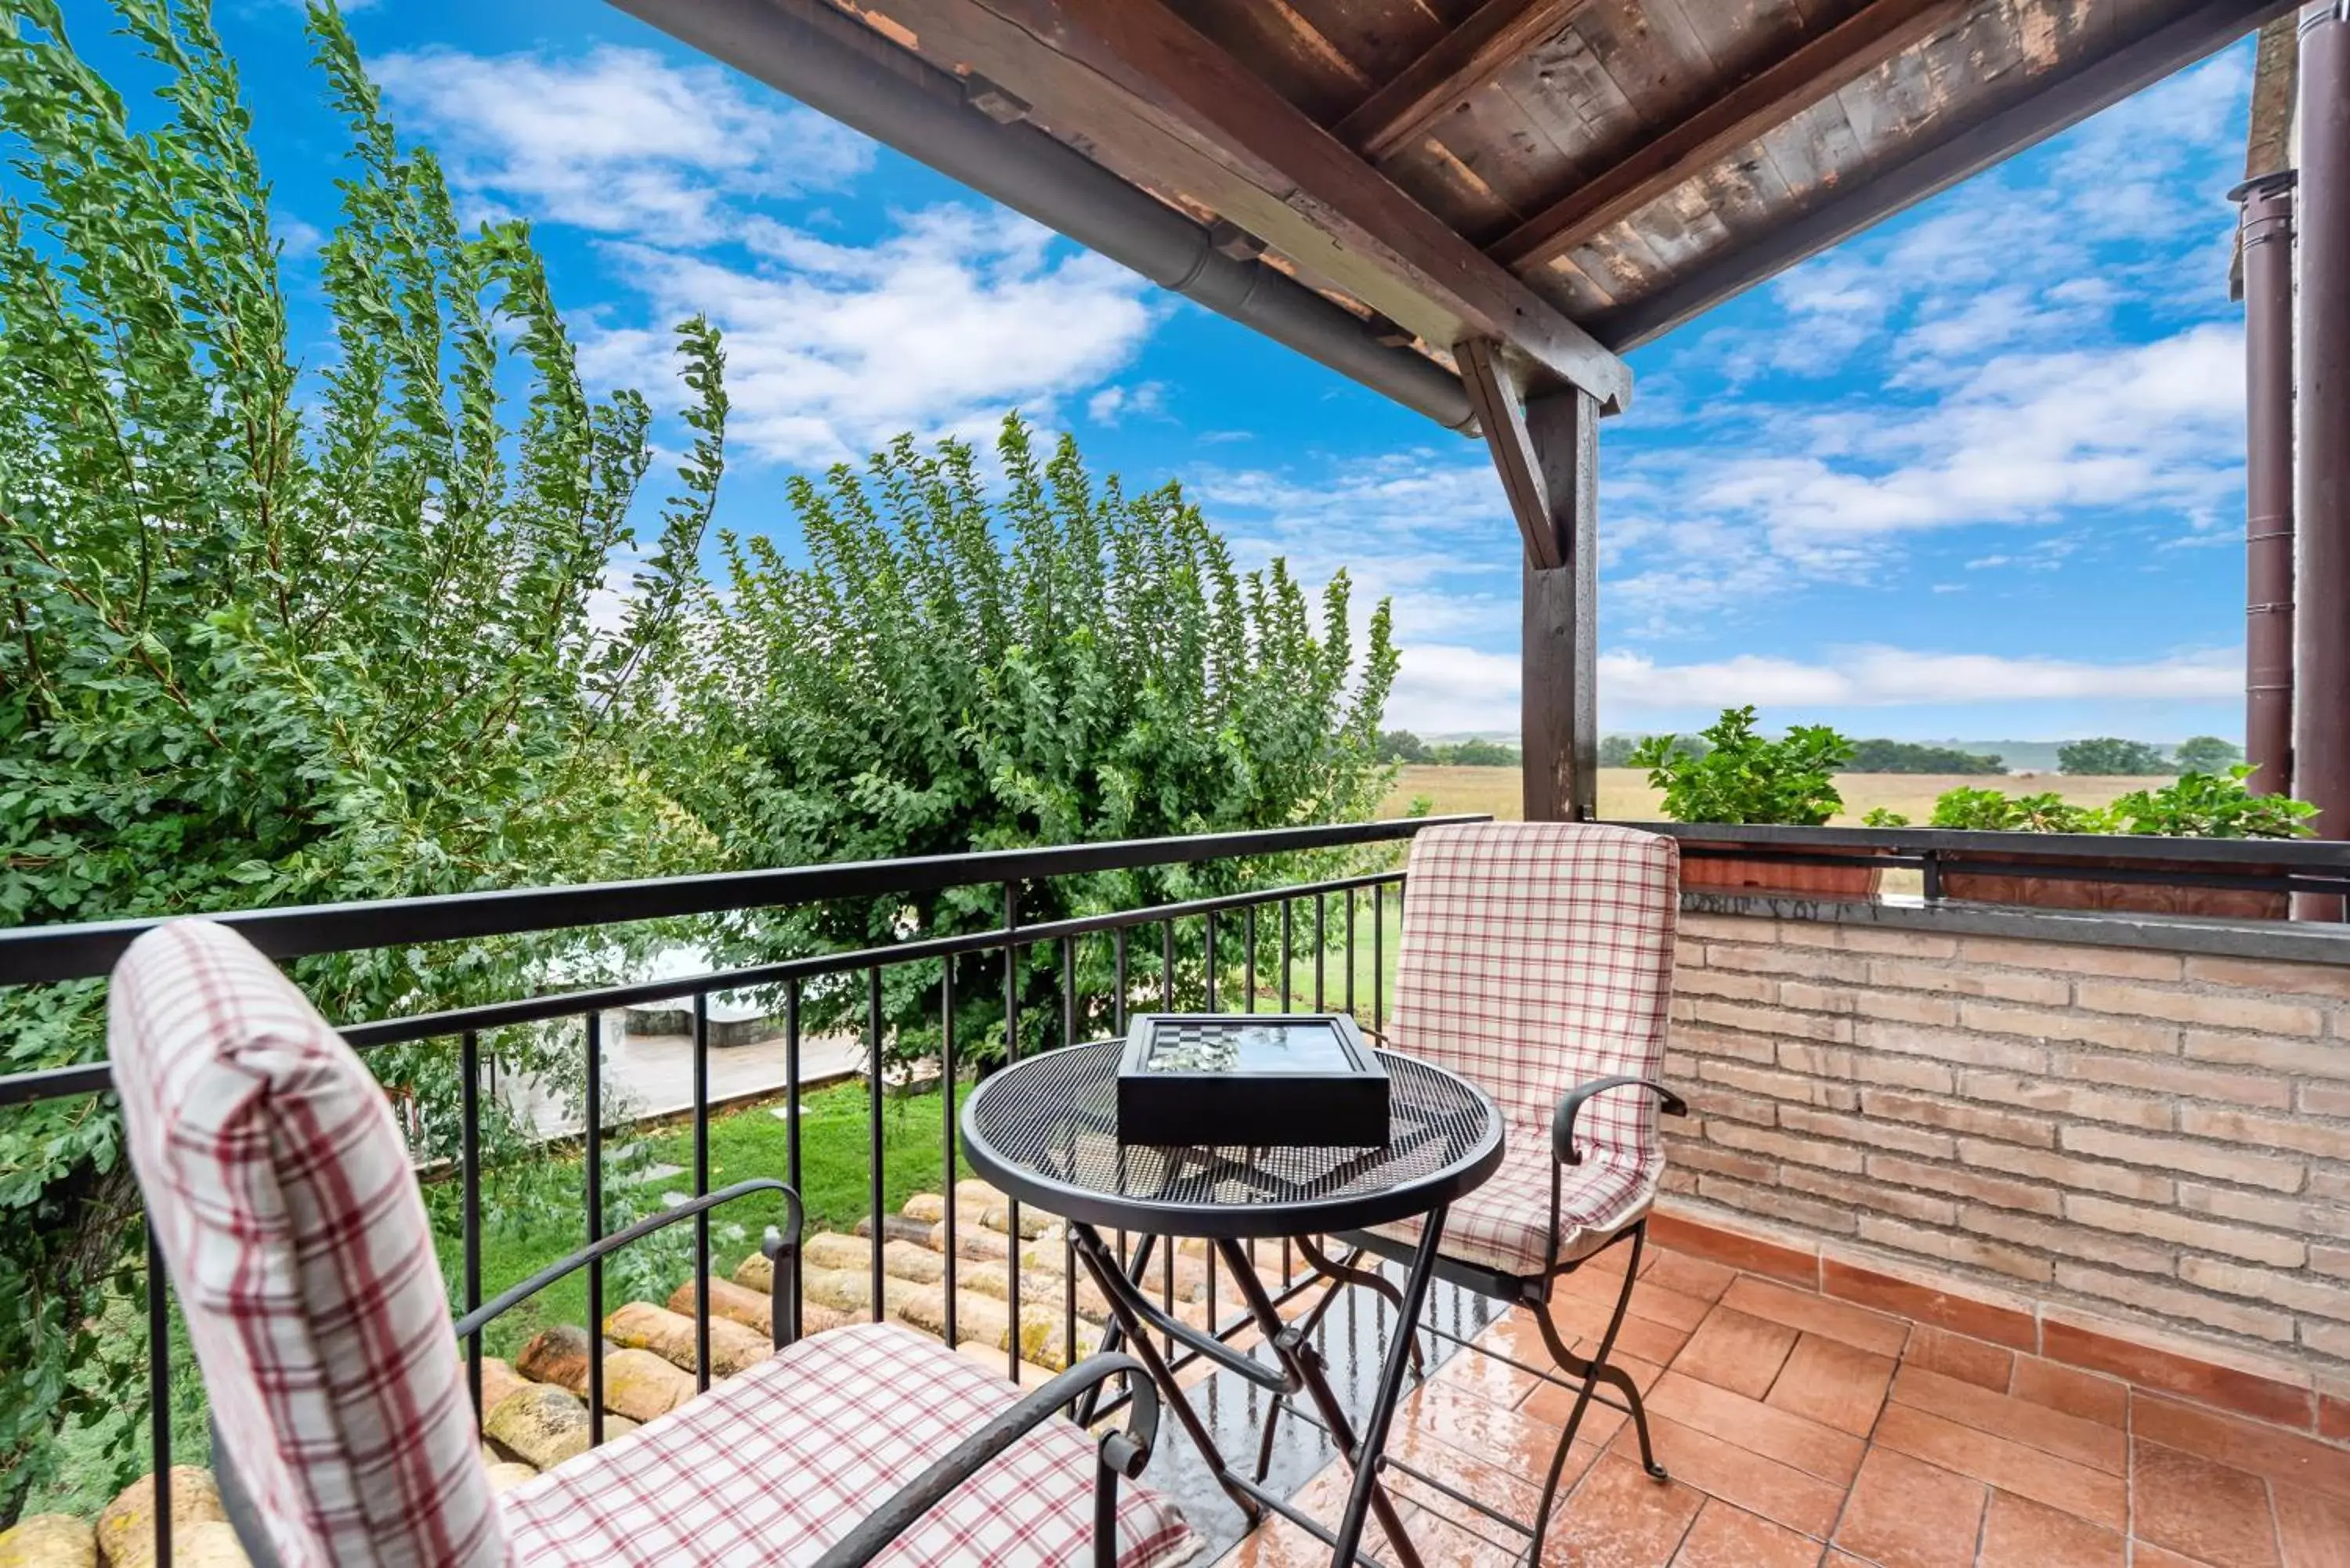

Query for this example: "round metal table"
[960,1039,1502,1568]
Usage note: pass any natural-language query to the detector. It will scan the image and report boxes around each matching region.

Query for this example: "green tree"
[0,0,725,1518]
[1597,734,1639,767]
[662,419,1397,1065]
[1848,739,2005,775]
[1376,728,1433,764]
[2172,736,2243,775]
[2057,738,2175,776]
[1434,737,1517,766]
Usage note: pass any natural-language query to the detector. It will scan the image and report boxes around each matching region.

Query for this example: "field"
[1378,766,2170,826]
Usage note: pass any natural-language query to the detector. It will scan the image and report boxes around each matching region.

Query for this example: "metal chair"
[108,919,1193,1568]
[1292,821,1684,1564]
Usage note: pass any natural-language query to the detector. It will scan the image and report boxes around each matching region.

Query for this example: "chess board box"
[1115,1013,1389,1148]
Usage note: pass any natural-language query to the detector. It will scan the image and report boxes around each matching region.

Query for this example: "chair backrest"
[110,920,507,1568]
[1393,822,1678,1164]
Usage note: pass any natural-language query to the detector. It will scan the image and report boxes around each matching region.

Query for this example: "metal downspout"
[603,0,1477,432]
[2298,2,2350,918]
[2234,172,2297,798]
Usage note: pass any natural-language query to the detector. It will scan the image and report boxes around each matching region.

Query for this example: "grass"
[1378,764,2169,826]
[425,1078,973,1361]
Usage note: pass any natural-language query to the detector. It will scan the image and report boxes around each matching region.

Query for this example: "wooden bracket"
[1459,338,1593,571]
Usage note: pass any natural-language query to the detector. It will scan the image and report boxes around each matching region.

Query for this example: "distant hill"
[1422,732,2193,775]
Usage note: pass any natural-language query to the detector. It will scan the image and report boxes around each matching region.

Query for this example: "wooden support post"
[1523,391,1598,822]
[1461,338,1601,821]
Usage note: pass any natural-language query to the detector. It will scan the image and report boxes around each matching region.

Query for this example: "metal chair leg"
[1524,1223,1665,1564]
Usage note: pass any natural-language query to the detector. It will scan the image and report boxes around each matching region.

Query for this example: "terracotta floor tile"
[2131,1438,2282,1568]
[1557,1269,1712,1333]
[2007,1355,2128,1429]
[1383,1420,1548,1523]
[1395,1506,1526,1568]
[1977,1490,2124,1568]
[1767,1334,1896,1437]
[1517,1371,1633,1446]
[1888,1364,2127,1475]
[1427,1336,1545,1410]
[1831,1446,1986,1568]
[1647,1369,1867,1485]
[1539,1451,1705,1568]
[2136,1548,2225,1568]
[1674,1306,1801,1399]
[2042,1320,2313,1429]
[2134,1393,2350,1502]
[1535,1291,1697,1367]
[1870,1403,2125,1530]
[1903,1324,2014,1392]
[1622,1412,1846,1538]
[1721,1277,1909,1359]
[1670,1498,1825,1568]
[1645,1251,1738,1305]
[1821,1259,2037,1352]
[1410,1378,1592,1478]
[2272,1482,2350,1568]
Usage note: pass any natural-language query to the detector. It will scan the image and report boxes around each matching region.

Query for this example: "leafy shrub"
[2107,767,2316,839]
[1629,707,1852,826]
[1871,770,2312,840]
[1928,788,2110,833]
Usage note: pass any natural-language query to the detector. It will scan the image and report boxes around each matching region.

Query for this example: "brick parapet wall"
[1660,909,2350,1380]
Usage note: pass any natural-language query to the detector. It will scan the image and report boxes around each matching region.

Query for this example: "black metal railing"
[0,815,1479,1566]
[1624,820,2350,907]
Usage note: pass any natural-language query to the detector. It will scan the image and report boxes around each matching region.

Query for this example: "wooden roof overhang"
[619,0,2291,429]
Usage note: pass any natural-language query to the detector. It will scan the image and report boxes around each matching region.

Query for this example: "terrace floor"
[1216,1238,2350,1568]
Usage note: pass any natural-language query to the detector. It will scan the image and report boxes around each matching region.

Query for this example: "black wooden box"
[1116,1013,1390,1149]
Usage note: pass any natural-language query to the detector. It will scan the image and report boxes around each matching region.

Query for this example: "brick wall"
[1661,909,2350,1379]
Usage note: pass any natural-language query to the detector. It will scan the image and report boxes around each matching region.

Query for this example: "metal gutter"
[603,0,1477,431]
[2235,170,2298,797]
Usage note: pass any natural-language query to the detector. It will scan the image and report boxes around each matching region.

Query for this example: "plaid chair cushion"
[501,1322,1199,1567]
[1371,1135,1656,1277]
[110,920,506,1568]
[1388,822,1677,1277]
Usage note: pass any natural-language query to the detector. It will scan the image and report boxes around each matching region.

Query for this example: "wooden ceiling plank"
[855,0,1479,356]
[1488,0,1965,270]
[1024,0,1634,407]
[1331,0,1581,158]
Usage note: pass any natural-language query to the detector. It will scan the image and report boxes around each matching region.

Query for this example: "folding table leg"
[1065,1223,1265,1529]
[1324,1206,1445,1568]
[1217,1239,1423,1568]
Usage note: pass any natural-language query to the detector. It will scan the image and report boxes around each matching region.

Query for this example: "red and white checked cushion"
[110,920,506,1568]
[1372,1134,1656,1277]
[501,1323,1198,1567]
[1388,822,1677,1276]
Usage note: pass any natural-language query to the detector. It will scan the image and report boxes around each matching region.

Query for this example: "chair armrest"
[1552,1075,1687,1166]
[811,1353,1162,1568]
[451,1176,803,1345]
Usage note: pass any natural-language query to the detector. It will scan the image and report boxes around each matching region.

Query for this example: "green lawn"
[1230,892,1401,1028]
[425,1078,973,1362]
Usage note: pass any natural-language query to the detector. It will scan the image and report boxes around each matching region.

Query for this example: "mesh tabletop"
[960,1040,1504,1239]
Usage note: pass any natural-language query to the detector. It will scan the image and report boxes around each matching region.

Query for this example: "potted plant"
[1629,707,1884,898]
[1872,768,2314,918]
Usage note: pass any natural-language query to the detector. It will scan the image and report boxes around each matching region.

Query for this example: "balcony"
[2,819,2347,1566]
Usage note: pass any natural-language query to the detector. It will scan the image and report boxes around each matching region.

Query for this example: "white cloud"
[1388,644,2243,735]
[580,209,1158,465]
[374,45,871,243]
[1087,381,1166,425]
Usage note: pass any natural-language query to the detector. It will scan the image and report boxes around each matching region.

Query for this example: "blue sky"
[190,0,2256,742]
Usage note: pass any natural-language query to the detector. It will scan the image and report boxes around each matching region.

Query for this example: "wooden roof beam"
[1488,0,1966,273]
[1015,0,1633,410]
[1330,0,1582,162]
